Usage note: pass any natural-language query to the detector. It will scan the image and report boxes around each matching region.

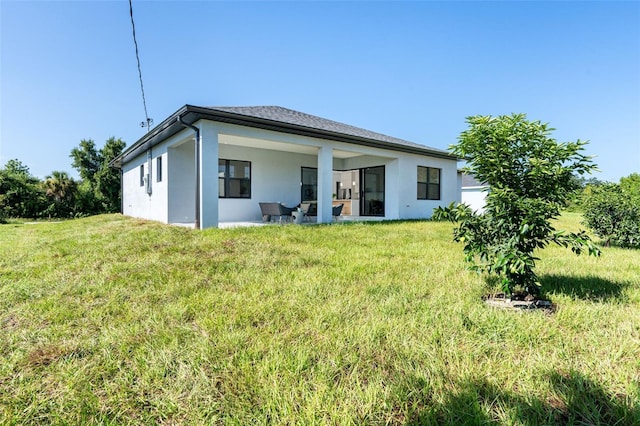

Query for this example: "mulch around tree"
[483,292,555,314]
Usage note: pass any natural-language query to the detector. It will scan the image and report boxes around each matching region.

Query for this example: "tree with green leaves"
[70,139,101,183]
[583,175,640,248]
[43,171,76,203]
[96,137,126,212]
[70,137,126,213]
[3,159,31,176]
[620,172,640,199]
[434,114,601,296]
[41,171,77,218]
[0,159,46,220]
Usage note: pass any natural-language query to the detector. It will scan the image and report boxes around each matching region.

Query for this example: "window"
[139,164,145,187]
[301,167,317,202]
[417,166,440,200]
[218,159,251,198]
[156,156,162,182]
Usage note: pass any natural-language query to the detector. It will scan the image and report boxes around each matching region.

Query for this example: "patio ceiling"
[220,134,364,159]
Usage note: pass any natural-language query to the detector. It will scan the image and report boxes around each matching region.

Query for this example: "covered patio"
[163,117,398,228]
[114,105,459,229]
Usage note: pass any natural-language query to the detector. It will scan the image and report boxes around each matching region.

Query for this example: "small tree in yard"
[435,114,601,296]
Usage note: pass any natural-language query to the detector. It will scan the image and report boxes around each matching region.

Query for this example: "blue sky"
[1,1,638,182]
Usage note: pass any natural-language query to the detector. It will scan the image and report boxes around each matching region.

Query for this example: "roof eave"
[111,105,460,168]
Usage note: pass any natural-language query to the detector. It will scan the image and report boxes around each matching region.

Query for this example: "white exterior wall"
[123,128,195,224]
[397,154,459,219]
[121,149,168,223]
[168,140,195,224]
[461,186,489,213]
[122,155,148,219]
[218,144,317,222]
[121,119,460,226]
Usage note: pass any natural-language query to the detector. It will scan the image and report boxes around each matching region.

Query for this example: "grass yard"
[1,213,639,425]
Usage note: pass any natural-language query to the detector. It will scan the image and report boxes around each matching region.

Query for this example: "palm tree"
[43,171,76,204]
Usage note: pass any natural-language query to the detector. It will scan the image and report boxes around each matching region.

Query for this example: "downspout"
[177,116,201,229]
[146,148,153,195]
[120,169,124,213]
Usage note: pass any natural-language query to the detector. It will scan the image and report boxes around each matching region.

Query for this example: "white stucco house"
[459,172,489,213]
[112,105,460,229]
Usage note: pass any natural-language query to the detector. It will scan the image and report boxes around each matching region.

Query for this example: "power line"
[128,0,153,131]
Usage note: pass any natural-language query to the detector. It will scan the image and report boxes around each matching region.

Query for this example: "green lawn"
[1,213,638,425]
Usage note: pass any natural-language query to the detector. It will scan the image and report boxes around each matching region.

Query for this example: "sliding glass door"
[360,166,385,216]
[302,165,384,217]
[301,167,317,202]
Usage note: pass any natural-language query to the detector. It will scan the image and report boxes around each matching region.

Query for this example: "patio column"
[199,121,219,229]
[317,146,333,224]
[385,158,400,220]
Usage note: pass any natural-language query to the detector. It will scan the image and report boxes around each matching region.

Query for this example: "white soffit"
[219,134,364,159]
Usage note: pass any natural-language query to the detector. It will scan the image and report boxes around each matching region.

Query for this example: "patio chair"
[278,203,295,221]
[259,202,280,222]
[259,202,294,223]
[332,203,344,220]
[299,203,311,222]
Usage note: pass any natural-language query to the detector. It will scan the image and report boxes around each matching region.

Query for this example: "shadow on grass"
[595,237,640,250]
[402,370,639,425]
[540,274,628,302]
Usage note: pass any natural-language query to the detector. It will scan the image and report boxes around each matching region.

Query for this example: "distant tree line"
[580,173,640,248]
[0,137,125,222]
[545,173,639,248]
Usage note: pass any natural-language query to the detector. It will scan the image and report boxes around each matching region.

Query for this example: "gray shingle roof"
[209,106,447,154]
[112,104,459,167]
[461,173,487,188]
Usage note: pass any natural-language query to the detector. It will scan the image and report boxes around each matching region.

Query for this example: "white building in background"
[112,105,461,229]
[460,172,489,213]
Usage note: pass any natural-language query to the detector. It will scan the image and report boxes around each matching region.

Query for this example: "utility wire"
[129,0,152,131]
